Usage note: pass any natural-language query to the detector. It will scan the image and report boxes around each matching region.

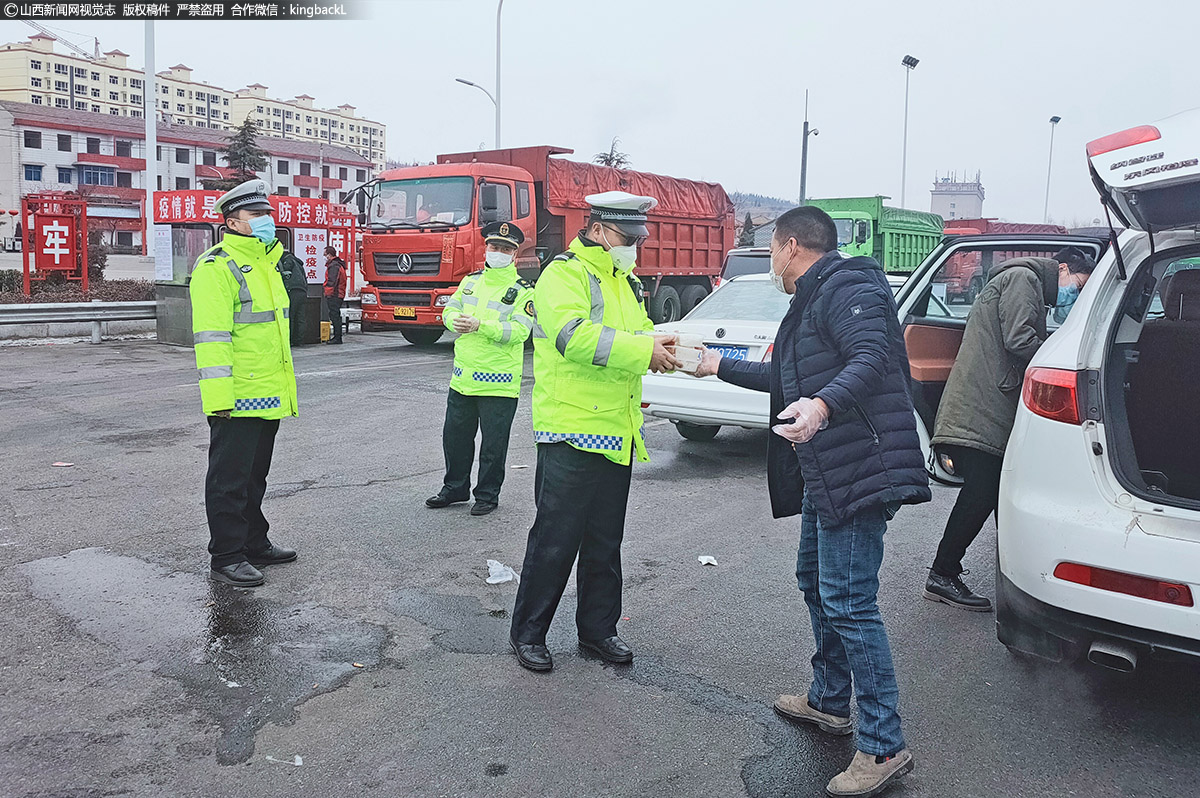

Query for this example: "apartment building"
[0,101,373,251]
[0,35,387,170]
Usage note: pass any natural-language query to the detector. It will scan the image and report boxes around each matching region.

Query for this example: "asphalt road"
[2,331,1198,798]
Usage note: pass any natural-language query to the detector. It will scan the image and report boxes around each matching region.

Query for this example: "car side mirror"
[855,220,870,245]
[479,184,502,224]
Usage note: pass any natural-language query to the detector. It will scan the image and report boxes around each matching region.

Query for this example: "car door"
[895,235,1106,483]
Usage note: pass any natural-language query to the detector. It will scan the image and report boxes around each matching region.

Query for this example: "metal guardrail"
[0,297,363,343]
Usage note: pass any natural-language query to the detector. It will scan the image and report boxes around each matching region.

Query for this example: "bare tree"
[593,137,631,169]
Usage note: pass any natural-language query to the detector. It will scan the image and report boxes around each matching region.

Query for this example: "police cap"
[585,190,658,238]
[215,178,274,217]
[482,220,524,247]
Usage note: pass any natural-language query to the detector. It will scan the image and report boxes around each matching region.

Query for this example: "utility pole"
[900,54,919,208]
[495,0,504,149]
[318,142,325,200]
[799,90,819,205]
[143,22,156,258]
[1044,115,1061,223]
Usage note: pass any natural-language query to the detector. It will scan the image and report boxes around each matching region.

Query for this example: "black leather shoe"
[470,501,498,516]
[210,562,264,587]
[510,637,553,672]
[924,570,993,612]
[579,635,633,664]
[425,491,469,509]
[246,545,297,566]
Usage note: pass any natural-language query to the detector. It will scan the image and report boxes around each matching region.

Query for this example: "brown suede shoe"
[772,694,853,736]
[826,749,914,797]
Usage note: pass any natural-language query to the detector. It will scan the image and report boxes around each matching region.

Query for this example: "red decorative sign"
[152,190,332,226]
[22,193,89,295]
[35,213,76,271]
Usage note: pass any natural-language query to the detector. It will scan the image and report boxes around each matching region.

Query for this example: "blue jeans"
[796,490,905,756]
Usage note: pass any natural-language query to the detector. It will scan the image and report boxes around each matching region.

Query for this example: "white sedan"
[641,272,924,441]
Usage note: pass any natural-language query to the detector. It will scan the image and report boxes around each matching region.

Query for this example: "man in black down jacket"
[695,206,930,798]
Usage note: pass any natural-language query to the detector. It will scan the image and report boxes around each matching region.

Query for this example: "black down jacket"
[718,252,931,525]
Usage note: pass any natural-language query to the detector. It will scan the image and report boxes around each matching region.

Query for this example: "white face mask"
[770,241,792,294]
[484,251,514,269]
[601,227,638,274]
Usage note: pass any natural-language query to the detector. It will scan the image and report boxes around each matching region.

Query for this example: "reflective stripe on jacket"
[441,265,535,398]
[190,232,298,419]
[531,237,655,465]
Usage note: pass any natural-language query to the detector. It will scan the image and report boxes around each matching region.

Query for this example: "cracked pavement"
[1,332,1199,798]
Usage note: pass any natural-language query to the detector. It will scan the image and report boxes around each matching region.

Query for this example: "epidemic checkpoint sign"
[35,214,76,272]
[152,190,356,286]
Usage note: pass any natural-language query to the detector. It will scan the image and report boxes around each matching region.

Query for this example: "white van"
[989,111,1200,670]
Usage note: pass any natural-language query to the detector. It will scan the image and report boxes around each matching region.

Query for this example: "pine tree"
[593,137,631,169]
[206,117,269,190]
[737,212,756,247]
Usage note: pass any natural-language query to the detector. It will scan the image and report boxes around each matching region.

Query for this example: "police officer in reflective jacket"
[190,179,299,587]
[425,221,535,516]
[509,192,681,672]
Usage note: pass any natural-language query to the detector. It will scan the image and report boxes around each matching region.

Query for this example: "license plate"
[709,344,748,360]
[393,307,417,318]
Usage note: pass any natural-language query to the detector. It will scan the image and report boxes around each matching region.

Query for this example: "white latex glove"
[771,397,830,444]
[452,315,481,334]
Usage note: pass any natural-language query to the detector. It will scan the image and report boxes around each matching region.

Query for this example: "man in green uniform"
[426,221,535,516]
[509,192,681,672]
[190,178,298,587]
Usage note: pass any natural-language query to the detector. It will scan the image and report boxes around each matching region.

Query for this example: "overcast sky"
[3,0,1197,224]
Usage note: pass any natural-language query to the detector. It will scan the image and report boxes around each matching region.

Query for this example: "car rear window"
[686,280,792,323]
[721,252,769,281]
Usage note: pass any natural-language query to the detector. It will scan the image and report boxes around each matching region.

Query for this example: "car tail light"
[1085,125,1162,158]
[761,343,774,363]
[713,277,722,289]
[1022,367,1081,425]
[1054,562,1194,607]
[641,403,650,409]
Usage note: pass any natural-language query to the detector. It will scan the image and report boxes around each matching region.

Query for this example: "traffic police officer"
[425,221,536,516]
[509,192,681,671]
[190,178,298,587]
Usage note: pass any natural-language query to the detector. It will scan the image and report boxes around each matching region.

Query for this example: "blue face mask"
[247,215,277,244]
[1054,283,1079,323]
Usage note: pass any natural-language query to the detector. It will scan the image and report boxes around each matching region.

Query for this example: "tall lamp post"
[455,78,498,149]
[495,0,504,149]
[900,54,919,208]
[1044,115,1061,223]
[799,90,819,205]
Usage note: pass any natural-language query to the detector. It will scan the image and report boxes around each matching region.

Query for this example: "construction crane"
[24,21,99,61]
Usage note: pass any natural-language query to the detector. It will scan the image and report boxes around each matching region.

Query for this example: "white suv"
[994,110,1200,671]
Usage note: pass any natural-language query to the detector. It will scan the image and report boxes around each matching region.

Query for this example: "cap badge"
[499,222,510,237]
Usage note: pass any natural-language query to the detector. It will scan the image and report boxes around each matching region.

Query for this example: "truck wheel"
[675,421,720,441]
[400,328,444,347]
[649,286,682,324]
[967,277,984,305]
[680,284,709,314]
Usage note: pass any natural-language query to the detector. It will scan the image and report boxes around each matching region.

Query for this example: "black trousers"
[932,444,1004,577]
[206,416,280,568]
[511,443,633,645]
[325,296,343,342]
[441,388,518,504]
[288,290,306,346]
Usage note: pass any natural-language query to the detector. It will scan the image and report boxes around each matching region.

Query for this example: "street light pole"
[1044,115,1061,223]
[455,77,499,146]
[143,21,156,258]
[799,90,819,205]
[900,54,919,208]
[495,0,504,149]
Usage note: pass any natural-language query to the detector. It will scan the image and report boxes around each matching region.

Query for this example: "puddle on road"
[17,548,387,765]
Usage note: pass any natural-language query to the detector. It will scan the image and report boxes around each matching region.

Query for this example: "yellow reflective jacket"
[189,232,298,419]
[531,237,655,465]
[441,265,535,398]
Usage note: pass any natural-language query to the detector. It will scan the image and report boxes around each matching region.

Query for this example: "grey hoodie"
[931,256,1058,458]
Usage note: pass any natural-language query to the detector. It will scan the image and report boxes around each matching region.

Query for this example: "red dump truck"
[355,145,735,345]
[940,218,1070,303]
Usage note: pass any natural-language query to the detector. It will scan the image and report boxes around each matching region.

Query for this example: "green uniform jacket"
[531,237,655,465]
[442,265,535,398]
[189,233,299,419]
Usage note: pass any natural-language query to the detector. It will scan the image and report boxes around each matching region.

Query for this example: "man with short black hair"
[323,245,347,344]
[695,205,929,797]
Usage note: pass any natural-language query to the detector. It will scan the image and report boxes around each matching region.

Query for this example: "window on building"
[339,191,349,203]
[23,131,41,149]
[108,91,118,101]
[80,166,114,186]
[202,151,216,166]
[272,121,281,130]
[319,118,327,126]
[131,78,142,89]
[55,97,68,108]
[92,105,102,114]
[31,95,42,105]
[276,187,289,196]
[74,67,86,77]
[110,75,119,85]
[256,105,263,112]
[176,104,185,112]
[57,167,72,184]
[131,110,142,118]
[115,171,132,188]
[322,190,330,201]
[30,59,41,70]
[87,137,100,154]
[176,88,184,97]
[54,63,67,74]
[322,165,330,178]
[132,94,141,105]
[161,100,168,110]
[54,80,68,92]
[90,72,99,81]
[272,108,281,116]
[156,175,162,190]
[74,101,87,110]
[116,231,133,247]
[339,167,348,180]
[161,85,167,94]
[223,112,228,120]
[57,134,71,151]
[156,146,162,160]
[115,140,132,157]
[175,177,190,190]
[175,148,189,164]
[30,76,41,88]
[277,160,289,174]
[285,111,293,119]
[356,169,366,182]
[305,128,312,136]
[299,188,311,198]
[299,162,311,176]
[187,90,193,99]
[24,164,42,181]
[285,124,294,132]
[223,98,228,106]
[74,84,86,94]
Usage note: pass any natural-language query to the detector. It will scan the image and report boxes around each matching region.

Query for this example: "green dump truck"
[807,196,943,273]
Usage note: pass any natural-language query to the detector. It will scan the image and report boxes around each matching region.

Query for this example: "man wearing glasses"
[509,191,681,672]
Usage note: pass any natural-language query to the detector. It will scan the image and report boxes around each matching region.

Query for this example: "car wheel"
[967,277,984,305]
[649,286,682,324]
[675,421,720,441]
[680,284,709,314]
[400,328,444,346]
